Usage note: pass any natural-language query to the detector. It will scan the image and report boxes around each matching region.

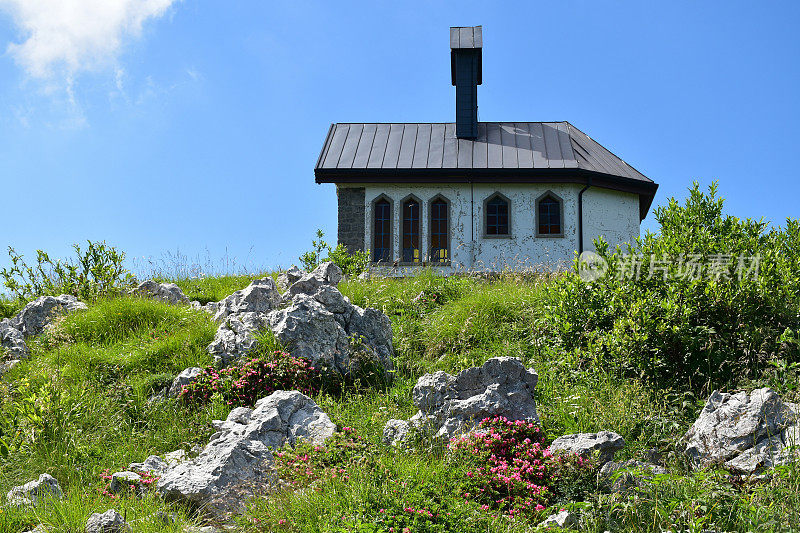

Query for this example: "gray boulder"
[684,388,800,474]
[169,367,204,397]
[538,510,578,529]
[1,318,28,360]
[6,473,63,507]
[132,280,190,305]
[128,450,187,476]
[85,509,127,533]
[283,262,343,301]
[600,460,667,492]
[384,357,539,445]
[549,431,625,464]
[208,312,270,368]
[213,278,280,322]
[382,419,412,445]
[108,472,143,495]
[268,288,393,375]
[207,264,392,376]
[156,390,335,514]
[277,265,305,291]
[10,294,87,337]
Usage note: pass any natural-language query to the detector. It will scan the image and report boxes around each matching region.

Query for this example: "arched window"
[485,194,510,236]
[536,193,562,236]
[373,198,392,262]
[429,197,449,263]
[402,197,421,263]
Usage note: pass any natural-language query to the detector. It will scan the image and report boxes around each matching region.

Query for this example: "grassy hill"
[1,183,799,532]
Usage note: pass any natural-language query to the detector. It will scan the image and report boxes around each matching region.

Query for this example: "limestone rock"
[600,460,667,492]
[684,388,800,474]
[169,367,204,397]
[85,509,128,533]
[208,264,392,376]
[132,280,189,305]
[382,419,412,445]
[384,357,538,445]
[10,295,87,337]
[538,510,578,529]
[213,278,280,322]
[128,450,187,476]
[6,473,63,507]
[1,318,28,360]
[156,390,335,514]
[549,431,625,464]
[283,262,343,301]
[268,290,393,376]
[277,266,305,291]
[208,312,270,368]
[108,472,142,495]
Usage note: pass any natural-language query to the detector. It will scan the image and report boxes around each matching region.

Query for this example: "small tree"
[298,230,369,277]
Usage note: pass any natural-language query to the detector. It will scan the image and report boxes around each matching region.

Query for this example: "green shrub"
[540,182,800,390]
[299,229,369,277]
[0,241,135,302]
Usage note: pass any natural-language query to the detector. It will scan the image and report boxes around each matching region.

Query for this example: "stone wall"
[337,186,365,253]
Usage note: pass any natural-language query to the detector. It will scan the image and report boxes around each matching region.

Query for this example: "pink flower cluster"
[179,351,321,406]
[98,468,159,499]
[450,416,590,519]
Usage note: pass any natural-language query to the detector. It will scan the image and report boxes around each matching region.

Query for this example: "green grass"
[1,271,798,532]
[0,294,24,320]
[169,273,276,303]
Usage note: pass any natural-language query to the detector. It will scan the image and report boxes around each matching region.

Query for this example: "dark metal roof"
[315,122,658,219]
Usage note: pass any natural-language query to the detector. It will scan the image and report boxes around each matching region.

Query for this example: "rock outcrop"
[1,318,28,360]
[383,357,538,445]
[9,294,87,337]
[205,262,394,376]
[684,387,800,474]
[538,510,578,529]
[169,367,204,397]
[212,278,281,323]
[208,312,270,368]
[549,431,626,465]
[6,473,63,507]
[132,280,190,305]
[277,266,304,291]
[128,450,188,477]
[156,390,335,514]
[85,509,128,533]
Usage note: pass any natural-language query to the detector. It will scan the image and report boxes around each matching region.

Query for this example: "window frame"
[428,194,452,265]
[399,194,423,265]
[370,194,395,263]
[535,190,565,238]
[482,192,512,239]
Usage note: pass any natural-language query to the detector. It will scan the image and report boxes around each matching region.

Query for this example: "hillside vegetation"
[1,182,799,532]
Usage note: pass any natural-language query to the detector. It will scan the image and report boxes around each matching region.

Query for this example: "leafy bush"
[449,416,596,518]
[251,428,499,533]
[541,182,800,389]
[1,241,135,302]
[179,351,322,406]
[299,229,369,277]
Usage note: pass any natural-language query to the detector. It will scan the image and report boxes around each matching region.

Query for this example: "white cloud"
[1,0,177,79]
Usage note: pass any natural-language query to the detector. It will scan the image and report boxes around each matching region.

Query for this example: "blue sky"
[1,1,798,276]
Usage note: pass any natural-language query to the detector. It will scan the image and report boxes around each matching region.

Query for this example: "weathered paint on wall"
[581,187,640,253]
[337,182,640,272]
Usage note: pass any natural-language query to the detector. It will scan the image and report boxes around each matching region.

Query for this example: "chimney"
[450,26,482,139]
